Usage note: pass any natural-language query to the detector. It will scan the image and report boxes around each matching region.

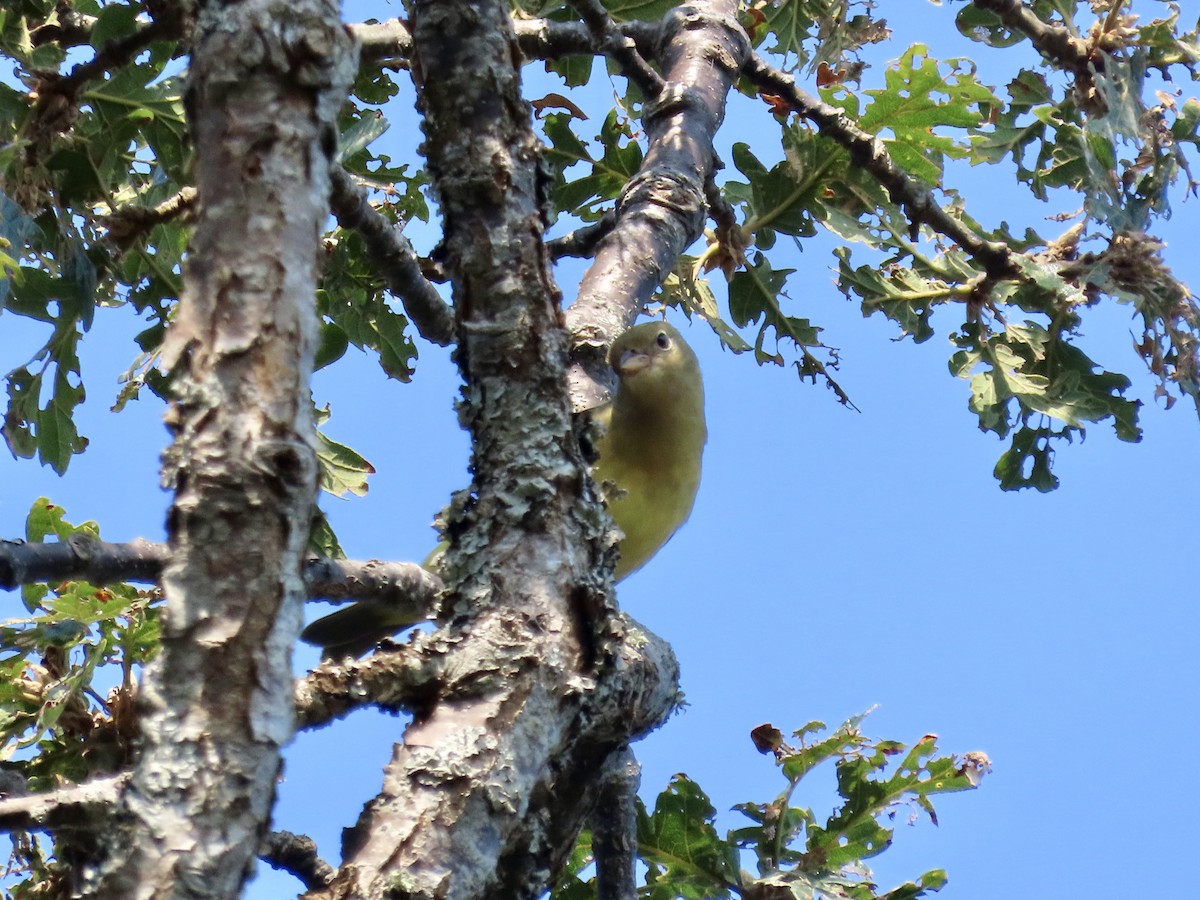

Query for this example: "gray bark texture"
[85,1,356,897]
[4,0,750,896]
[306,1,742,898]
[566,1,747,408]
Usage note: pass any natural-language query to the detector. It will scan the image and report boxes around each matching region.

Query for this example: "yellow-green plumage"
[300,320,706,657]
[592,321,706,578]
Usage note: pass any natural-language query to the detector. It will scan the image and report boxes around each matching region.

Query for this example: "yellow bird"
[300,320,706,657]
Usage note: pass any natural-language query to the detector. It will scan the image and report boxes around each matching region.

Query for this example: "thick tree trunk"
[312,2,743,898]
[87,3,355,897]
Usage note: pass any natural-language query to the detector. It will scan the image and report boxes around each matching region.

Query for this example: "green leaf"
[338,108,390,162]
[314,420,376,498]
[730,251,853,406]
[24,497,99,544]
[835,247,953,345]
[544,109,642,220]
[0,191,42,310]
[307,510,346,559]
[318,229,420,381]
[352,63,401,105]
[549,828,595,900]
[89,1,139,50]
[546,55,594,88]
[728,138,826,249]
[858,46,999,185]
[954,4,1024,48]
[659,257,752,354]
[637,775,740,900]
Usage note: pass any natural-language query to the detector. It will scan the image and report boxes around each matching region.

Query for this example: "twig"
[565,0,665,97]
[329,166,456,346]
[351,17,663,64]
[0,536,444,608]
[101,186,198,251]
[294,639,442,729]
[702,164,747,276]
[592,750,640,900]
[548,211,617,260]
[259,831,336,890]
[742,52,1022,284]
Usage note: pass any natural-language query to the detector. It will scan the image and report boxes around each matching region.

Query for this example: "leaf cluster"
[553,713,989,900]
[0,499,154,895]
[724,9,1200,489]
[0,1,424,489]
[3,1,1198,494]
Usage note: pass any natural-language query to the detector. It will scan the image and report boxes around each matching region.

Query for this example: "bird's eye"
[655,331,671,350]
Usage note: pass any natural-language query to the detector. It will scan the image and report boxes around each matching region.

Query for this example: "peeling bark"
[306,0,688,897]
[85,3,355,897]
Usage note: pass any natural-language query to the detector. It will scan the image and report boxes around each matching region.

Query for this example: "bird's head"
[608,321,701,402]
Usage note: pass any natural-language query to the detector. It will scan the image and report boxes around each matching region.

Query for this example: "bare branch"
[349,17,413,62]
[0,536,441,608]
[294,637,442,729]
[548,211,617,261]
[350,16,663,64]
[100,187,198,252]
[566,0,665,97]
[329,166,456,346]
[970,0,1092,74]
[302,558,443,607]
[0,775,127,835]
[593,750,640,900]
[0,536,164,589]
[259,831,336,891]
[742,52,1023,284]
[565,1,749,406]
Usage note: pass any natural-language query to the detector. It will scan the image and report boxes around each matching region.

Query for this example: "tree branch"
[314,0,679,893]
[350,16,663,65]
[565,0,665,97]
[259,831,336,891]
[28,10,187,148]
[293,638,442,729]
[0,537,442,610]
[969,0,1107,113]
[0,775,127,835]
[592,750,641,900]
[328,166,456,346]
[100,186,198,252]
[548,211,618,261]
[0,536,164,589]
[86,3,356,895]
[565,0,749,409]
[742,52,1023,284]
[970,0,1092,74]
[30,9,98,49]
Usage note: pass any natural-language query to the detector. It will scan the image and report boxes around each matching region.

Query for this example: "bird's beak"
[616,349,652,378]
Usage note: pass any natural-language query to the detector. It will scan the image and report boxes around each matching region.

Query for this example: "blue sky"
[2,2,1198,897]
